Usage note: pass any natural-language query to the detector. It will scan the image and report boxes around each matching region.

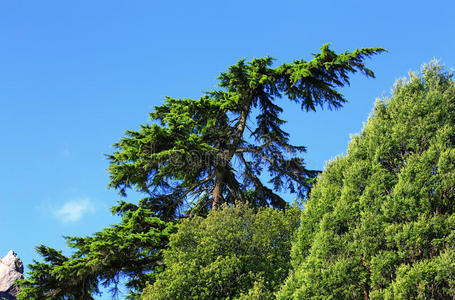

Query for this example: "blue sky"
[1,1,454,298]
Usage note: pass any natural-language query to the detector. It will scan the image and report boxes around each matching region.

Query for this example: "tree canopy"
[278,62,455,299]
[17,44,384,299]
[108,44,385,220]
[141,202,300,300]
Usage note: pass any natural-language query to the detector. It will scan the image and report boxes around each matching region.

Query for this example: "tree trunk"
[212,94,252,210]
[212,169,224,210]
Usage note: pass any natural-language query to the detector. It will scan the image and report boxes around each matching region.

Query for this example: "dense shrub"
[142,202,300,299]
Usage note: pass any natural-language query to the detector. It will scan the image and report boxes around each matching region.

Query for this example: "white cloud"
[54,198,95,223]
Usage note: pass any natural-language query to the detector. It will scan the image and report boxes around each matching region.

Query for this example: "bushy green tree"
[141,202,300,300]
[278,62,455,299]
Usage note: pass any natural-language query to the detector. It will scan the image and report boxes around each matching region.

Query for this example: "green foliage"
[17,207,176,299]
[18,45,384,298]
[107,45,385,219]
[278,62,455,299]
[141,202,300,299]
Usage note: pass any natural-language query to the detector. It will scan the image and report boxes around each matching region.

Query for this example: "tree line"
[19,46,455,299]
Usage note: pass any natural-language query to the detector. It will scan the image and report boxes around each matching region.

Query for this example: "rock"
[0,251,25,300]
[0,252,23,275]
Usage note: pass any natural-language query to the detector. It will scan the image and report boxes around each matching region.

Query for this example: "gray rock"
[0,251,24,299]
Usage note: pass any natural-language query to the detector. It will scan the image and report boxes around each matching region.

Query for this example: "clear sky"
[1,1,454,298]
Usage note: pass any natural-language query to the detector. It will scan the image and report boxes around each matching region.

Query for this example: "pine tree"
[17,207,176,299]
[278,62,455,299]
[108,44,385,219]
